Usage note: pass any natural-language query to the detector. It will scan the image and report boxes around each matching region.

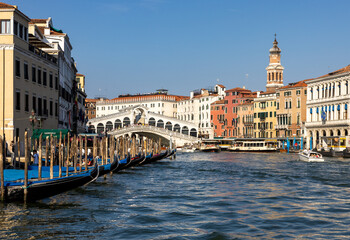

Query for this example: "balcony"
[275,124,289,130]
[29,44,58,64]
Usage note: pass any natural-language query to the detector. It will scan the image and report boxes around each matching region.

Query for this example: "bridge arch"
[157,119,164,128]
[190,128,197,137]
[97,123,104,134]
[174,124,180,132]
[115,119,122,129]
[149,117,156,126]
[106,121,113,131]
[88,124,95,133]
[165,121,172,130]
[123,117,131,127]
[182,126,189,135]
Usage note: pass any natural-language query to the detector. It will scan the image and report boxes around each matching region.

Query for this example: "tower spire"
[265,34,284,92]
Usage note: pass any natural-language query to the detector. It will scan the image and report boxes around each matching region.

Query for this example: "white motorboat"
[298,150,324,162]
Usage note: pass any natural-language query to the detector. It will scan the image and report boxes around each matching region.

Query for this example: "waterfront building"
[85,98,98,120]
[0,3,59,143]
[75,73,87,133]
[210,100,225,138]
[253,91,277,138]
[224,87,256,137]
[236,100,255,138]
[30,17,77,131]
[96,89,187,120]
[305,65,350,149]
[275,80,307,138]
[177,84,226,139]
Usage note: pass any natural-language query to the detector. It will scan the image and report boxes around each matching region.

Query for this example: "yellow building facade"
[0,3,59,144]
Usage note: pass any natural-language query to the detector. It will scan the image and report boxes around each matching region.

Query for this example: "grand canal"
[1,151,350,239]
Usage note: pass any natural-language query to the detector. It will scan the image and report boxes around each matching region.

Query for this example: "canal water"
[1,151,350,239]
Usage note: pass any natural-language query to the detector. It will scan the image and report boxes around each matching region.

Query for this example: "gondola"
[138,153,153,165]
[125,154,145,168]
[97,156,120,176]
[113,155,131,173]
[145,151,168,164]
[3,163,99,202]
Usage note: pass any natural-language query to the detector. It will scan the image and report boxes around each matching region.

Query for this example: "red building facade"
[210,100,225,138]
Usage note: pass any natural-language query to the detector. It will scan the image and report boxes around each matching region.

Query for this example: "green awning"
[31,129,69,139]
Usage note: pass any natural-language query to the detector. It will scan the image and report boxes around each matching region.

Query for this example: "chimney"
[190,91,194,99]
[243,86,246,89]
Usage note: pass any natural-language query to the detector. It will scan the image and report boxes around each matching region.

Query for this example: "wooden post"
[93,136,96,165]
[66,132,70,176]
[0,137,4,201]
[50,135,54,179]
[16,137,20,169]
[38,134,42,180]
[84,136,88,171]
[105,136,109,164]
[79,135,82,172]
[45,136,49,166]
[74,135,78,173]
[24,131,29,202]
[59,132,62,177]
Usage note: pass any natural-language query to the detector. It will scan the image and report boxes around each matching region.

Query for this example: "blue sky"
[7,0,350,98]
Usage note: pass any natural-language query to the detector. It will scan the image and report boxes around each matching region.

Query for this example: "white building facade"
[31,18,77,130]
[96,93,187,120]
[177,84,226,139]
[305,65,350,149]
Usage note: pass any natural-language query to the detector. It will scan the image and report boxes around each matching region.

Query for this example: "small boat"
[298,150,324,162]
[199,144,220,152]
[146,151,168,164]
[3,163,99,202]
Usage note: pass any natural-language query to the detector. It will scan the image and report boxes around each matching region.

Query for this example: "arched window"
[279,72,282,80]
[165,121,172,130]
[157,119,164,128]
[123,117,130,127]
[182,126,189,135]
[173,124,180,132]
[149,117,156,126]
[114,119,122,129]
[190,128,197,137]
[97,123,104,134]
[268,73,270,81]
[106,121,113,131]
[272,72,274,81]
[88,124,95,133]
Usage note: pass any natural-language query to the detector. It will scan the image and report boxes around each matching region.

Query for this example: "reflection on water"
[1,152,350,239]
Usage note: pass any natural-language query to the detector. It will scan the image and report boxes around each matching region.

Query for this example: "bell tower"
[266,34,284,91]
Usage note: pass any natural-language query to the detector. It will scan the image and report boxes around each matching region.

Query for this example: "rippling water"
[1,152,350,239]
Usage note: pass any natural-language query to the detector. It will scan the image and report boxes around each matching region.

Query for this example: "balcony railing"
[29,44,58,64]
[275,124,289,130]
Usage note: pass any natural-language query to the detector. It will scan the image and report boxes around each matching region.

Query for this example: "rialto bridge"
[87,105,199,146]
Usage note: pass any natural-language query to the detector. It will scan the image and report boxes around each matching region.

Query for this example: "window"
[24,63,28,80]
[37,97,42,116]
[55,76,58,90]
[297,98,300,108]
[19,24,23,38]
[25,93,29,112]
[15,90,20,110]
[15,59,20,77]
[43,71,47,86]
[284,91,291,96]
[32,96,36,112]
[37,68,42,84]
[296,90,301,95]
[14,21,18,35]
[55,102,58,116]
[0,20,10,34]
[32,66,36,82]
[49,73,53,88]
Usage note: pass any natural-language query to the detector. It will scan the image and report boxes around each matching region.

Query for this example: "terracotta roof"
[316,64,350,79]
[85,98,99,102]
[0,2,15,8]
[0,3,30,20]
[260,90,276,95]
[279,80,307,90]
[211,99,225,105]
[109,94,188,103]
[76,73,85,77]
[30,19,47,24]
[226,87,252,93]
[216,84,226,88]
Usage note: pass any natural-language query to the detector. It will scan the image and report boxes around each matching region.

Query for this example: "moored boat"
[298,150,324,162]
[3,163,99,202]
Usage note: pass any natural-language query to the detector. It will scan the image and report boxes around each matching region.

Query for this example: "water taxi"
[199,140,220,152]
[228,139,278,152]
[298,150,324,162]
